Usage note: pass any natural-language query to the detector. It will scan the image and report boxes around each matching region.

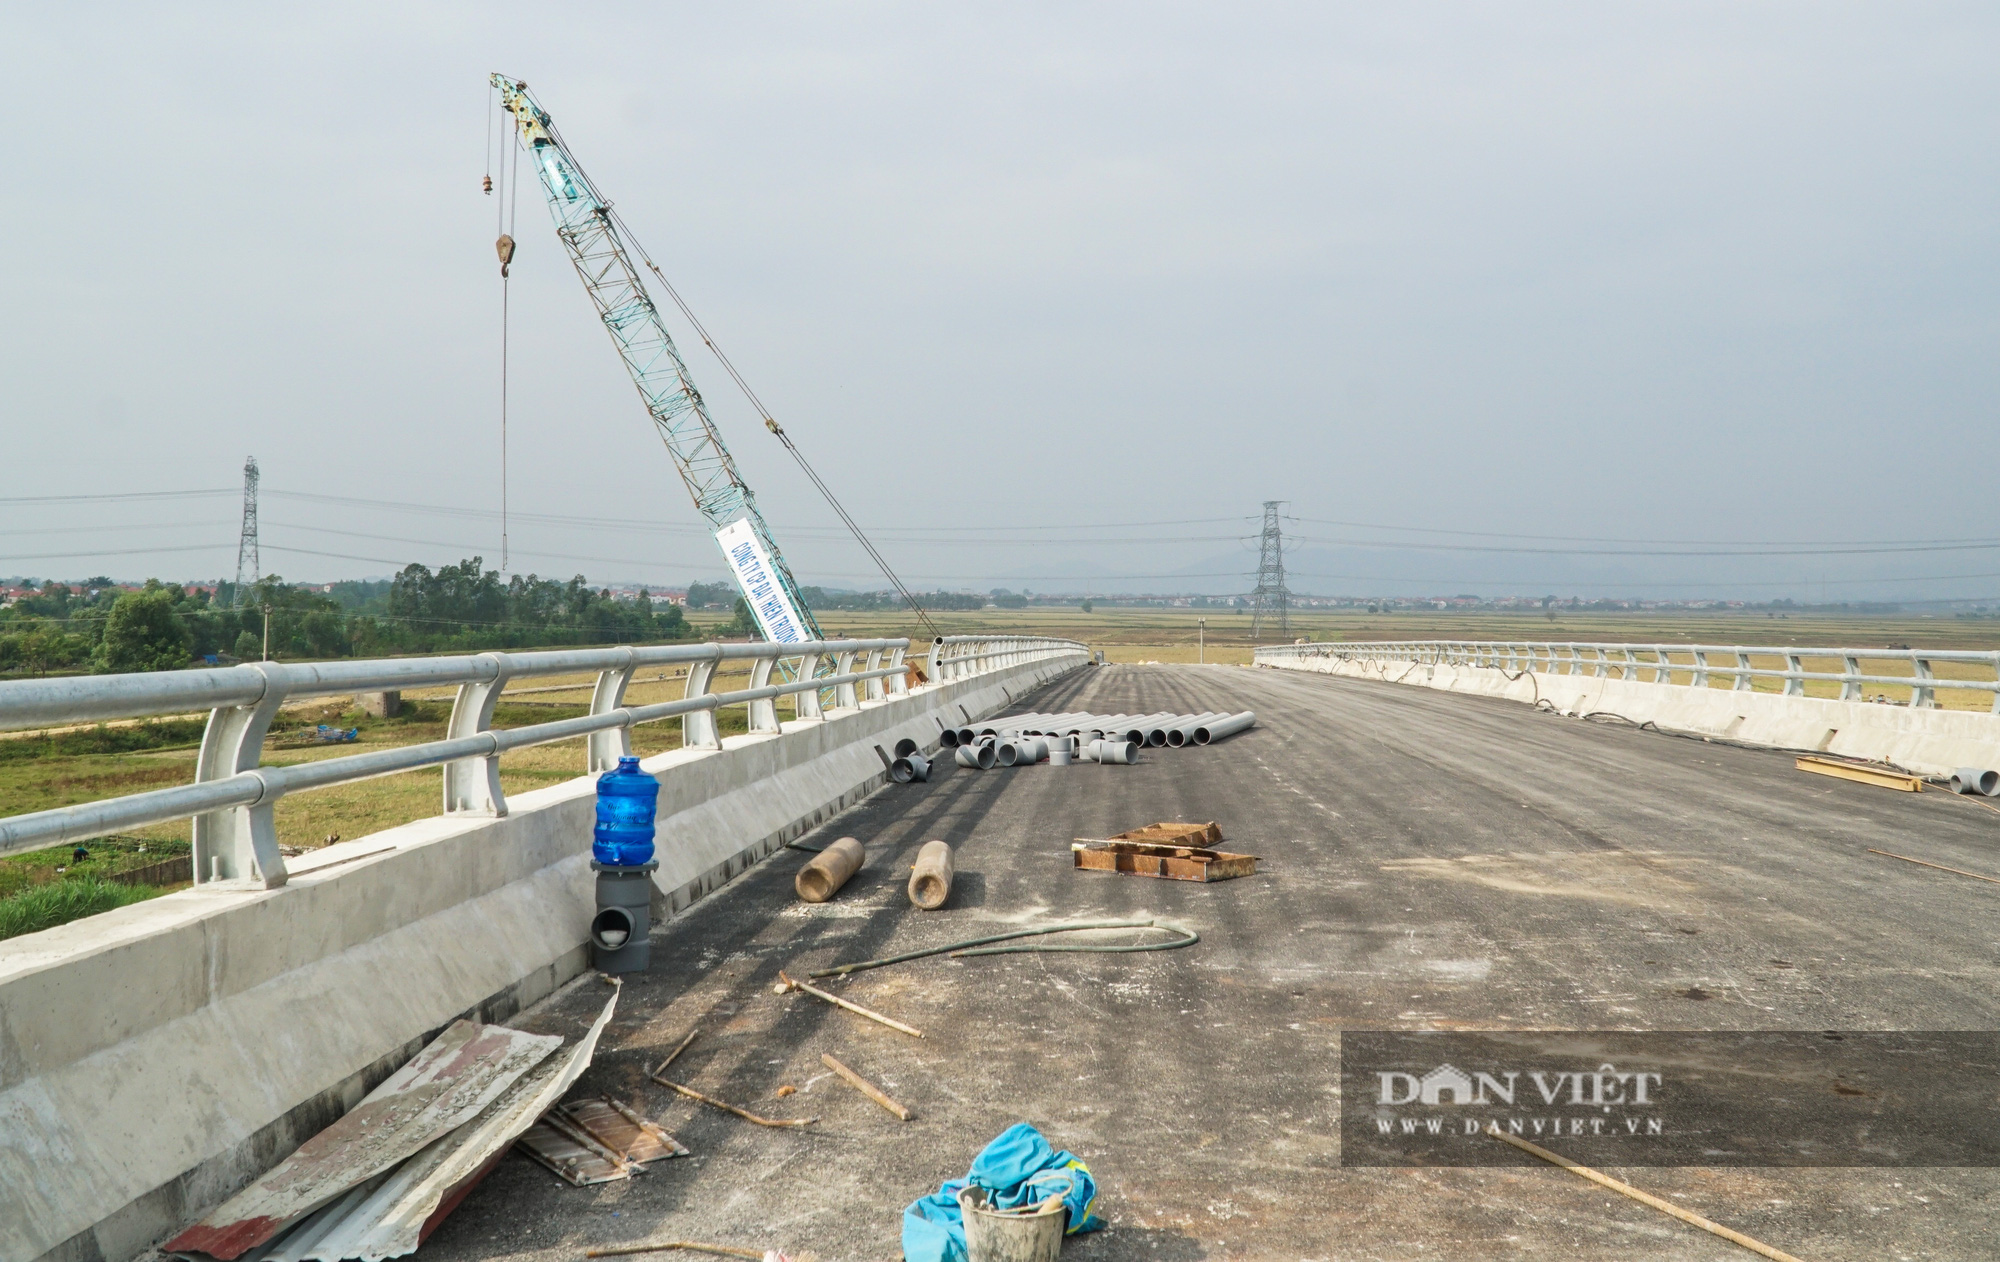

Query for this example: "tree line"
[0,558,691,676]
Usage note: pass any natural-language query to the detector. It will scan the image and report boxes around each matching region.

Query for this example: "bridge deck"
[423,664,2000,1260]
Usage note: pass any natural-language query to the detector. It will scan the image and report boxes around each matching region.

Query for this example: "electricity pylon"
[1249,500,1289,640]
[234,456,260,603]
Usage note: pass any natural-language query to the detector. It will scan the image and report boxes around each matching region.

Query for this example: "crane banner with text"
[716,519,808,645]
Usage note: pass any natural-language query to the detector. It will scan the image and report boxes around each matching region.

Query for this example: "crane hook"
[496,234,516,277]
[482,174,493,194]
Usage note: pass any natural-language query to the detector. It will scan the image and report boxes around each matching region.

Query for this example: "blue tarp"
[902,1123,1103,1262]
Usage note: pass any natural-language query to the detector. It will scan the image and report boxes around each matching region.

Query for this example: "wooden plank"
[820,1053,915,1121]
[1796,756,1923,792]
[1110,821,1222,846]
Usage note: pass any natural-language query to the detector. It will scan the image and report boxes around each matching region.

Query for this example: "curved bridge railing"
[0,635,1087,887]
[1256,639,2000,714]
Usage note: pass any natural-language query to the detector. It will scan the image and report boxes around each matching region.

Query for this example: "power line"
[1282,532,2000,559]
[0,489,234,505]
[1283,515,2000,548]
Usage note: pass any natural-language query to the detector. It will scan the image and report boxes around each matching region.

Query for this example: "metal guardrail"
[927,635,1089,682]
[0,635,1087,887]
[1255,639,2000,714]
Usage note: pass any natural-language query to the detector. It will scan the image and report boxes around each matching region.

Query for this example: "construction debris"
[1867,847,2000,886]
[517,1096,688,1185]
[584,1242,766,1259]
[811,919,1199,979]
[777,969,924,1037]
[1073,821,1258,882]
[649,1076,818,1129]
[649,1029,699,1077]
[820,1052,914,1121]
[1796,755,1922,792]
[1487,1127,1805,1262]
[182,992,620,1262]
[795,836,865,902]
[907,839,954,909]
[166,1021,563,1260]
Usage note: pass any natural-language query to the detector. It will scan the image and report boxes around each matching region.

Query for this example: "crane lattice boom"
[492,74,823,641]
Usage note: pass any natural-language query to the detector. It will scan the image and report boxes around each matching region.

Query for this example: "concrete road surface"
[422,663,2000,1260]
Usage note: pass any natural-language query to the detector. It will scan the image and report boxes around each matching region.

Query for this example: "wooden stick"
[649,1075,817,1128]
[649,1030,698,1078]
[820,1052,914,1120]
[1488,1127,1806,1262]
[1868,848,2000,886]
[777,970,923,1038]
[585,1242,763,1259]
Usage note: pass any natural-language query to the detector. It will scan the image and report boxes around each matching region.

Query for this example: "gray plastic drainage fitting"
[938,727,961,748]
[891,752,931,783]
[955,742,998,769]
[590,860,658,974]
[1094,739,1139,765]
[1950,767,2000,795]
[998,737,1047,767]
[893,737,921,759]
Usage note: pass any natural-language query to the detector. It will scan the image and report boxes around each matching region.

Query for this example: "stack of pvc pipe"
[939,710,1257,770]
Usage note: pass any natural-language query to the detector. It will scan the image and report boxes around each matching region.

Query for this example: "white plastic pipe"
[1194,711,1256,744]
[1164,713,1228,747]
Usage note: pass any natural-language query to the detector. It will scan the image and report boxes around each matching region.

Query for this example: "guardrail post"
[192,662,291,887]
[1620,648,1637,680]
[1840,656,1863,702]
[1992,653,2000,714]
[1733,651,1754,690]
[746,655,781,733]
[1691,650,1709,688]
[834,651,860,709]
[863,647,886,702]
[1653,648,1673,684]
[1783,653,1805,697]
[443,652,510,815]
[683,649,723,750]
[586,648,638,772]
[1911,656,1937,709]
[886,644,909,695]
[795,652,825,719]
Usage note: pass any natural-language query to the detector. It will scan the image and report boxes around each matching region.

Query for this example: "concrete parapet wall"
[1,652,1083,1262]
[1264,653,2000,776]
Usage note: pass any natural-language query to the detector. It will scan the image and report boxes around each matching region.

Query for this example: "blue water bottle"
[593,756,660,866]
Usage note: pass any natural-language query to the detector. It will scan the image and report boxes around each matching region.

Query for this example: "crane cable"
[487,85,516,570]
[604,205,942,640]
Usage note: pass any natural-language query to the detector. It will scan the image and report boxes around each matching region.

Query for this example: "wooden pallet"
[1073,828,1258,883]
[1796,756,1923,793]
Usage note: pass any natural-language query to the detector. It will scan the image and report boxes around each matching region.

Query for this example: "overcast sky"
[6,4,1997,601]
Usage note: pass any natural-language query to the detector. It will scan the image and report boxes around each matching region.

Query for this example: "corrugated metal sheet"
[166,1020,561,1261]
[252,990,620,1262]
